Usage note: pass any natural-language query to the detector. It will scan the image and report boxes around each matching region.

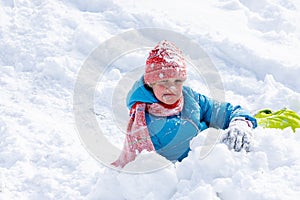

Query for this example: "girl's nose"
[169,85,177,91]
[165,81,176,88]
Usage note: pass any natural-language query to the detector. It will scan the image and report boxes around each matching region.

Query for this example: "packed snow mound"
[174,127,300,199]
[87,127,300,200]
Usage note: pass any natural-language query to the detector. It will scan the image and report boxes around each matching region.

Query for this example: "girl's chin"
[161,95,179,104]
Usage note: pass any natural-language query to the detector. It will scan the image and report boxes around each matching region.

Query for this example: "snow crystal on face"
[151,63,155,68]
[159,73,164,79]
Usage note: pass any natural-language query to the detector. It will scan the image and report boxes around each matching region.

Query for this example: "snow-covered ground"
[1,0,300,199]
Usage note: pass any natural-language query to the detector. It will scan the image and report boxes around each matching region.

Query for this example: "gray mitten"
[221,118,254,152]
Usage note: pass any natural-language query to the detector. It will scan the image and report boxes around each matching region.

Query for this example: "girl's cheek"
[155,85,166,94]
[169,86,176,91]
[157,89,165,98]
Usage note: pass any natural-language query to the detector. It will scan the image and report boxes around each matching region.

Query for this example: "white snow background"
[1,0,300,199]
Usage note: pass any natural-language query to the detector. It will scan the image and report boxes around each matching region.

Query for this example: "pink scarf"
[111,97,184,168]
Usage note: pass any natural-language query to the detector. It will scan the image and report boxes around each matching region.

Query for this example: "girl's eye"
[175,80,183,83]
[157,80,168,84]
[155,79,184,86]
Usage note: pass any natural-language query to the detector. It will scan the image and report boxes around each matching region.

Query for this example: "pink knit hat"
[144,40,187,85]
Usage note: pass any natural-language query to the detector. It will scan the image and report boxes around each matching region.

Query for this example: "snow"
[1,0,300,199]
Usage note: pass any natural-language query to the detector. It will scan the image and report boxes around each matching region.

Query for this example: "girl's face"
[151,78,185,105]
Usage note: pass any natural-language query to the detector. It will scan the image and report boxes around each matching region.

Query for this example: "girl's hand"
[220,118,254,152]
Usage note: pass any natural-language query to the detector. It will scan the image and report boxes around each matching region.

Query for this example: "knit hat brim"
[144,65,187,84]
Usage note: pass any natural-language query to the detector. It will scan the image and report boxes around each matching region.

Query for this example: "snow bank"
[86,127,300,199]
[1,0,300,199]
[174,127,300,199]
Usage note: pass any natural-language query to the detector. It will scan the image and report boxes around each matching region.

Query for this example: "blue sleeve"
[191,89,257,129]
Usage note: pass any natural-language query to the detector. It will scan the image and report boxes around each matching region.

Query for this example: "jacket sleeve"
[191,89,257,129]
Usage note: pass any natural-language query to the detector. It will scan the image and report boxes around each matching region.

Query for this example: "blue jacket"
[127,76,257,162]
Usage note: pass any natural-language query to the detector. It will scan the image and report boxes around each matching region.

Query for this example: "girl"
[112,40,257,168]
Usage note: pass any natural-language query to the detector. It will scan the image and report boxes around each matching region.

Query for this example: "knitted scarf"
[111,96,184,168]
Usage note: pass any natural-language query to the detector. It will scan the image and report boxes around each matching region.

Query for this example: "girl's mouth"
[162,93,176,100]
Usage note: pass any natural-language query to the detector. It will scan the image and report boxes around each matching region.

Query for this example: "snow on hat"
[144,40,187,85]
